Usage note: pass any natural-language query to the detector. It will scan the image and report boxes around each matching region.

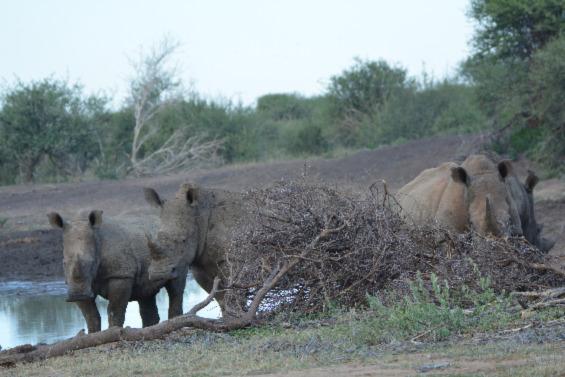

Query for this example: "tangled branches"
[131,131,223,176]
[226,180,564,314]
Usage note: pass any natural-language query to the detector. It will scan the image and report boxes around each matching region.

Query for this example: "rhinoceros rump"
[48,210,187,333]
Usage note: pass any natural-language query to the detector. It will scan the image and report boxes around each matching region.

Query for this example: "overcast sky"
[0,0,474,105]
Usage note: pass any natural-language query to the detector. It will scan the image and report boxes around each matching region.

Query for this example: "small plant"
[362,271,516,343]
[0,217,7,228]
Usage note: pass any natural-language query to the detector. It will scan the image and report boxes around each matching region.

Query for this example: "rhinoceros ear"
[497,160,513,179]
[186,187,199,205]
[450,167,469,186]
[88,210,103,227]
[47,212,64,229]
[179,183,199,205]
[144,187,163,208]
[524,171,539,193]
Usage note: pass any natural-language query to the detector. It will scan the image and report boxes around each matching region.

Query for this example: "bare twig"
[188,277,220,315]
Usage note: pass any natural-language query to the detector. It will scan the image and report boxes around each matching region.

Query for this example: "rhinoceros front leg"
[138,295,160,327]
[106,279,133,327]
[165,270,188,319]
[75,299,101,333]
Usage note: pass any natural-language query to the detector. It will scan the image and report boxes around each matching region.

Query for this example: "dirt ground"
[0,134,563,281]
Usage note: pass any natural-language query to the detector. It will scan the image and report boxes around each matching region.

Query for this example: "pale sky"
[0,0,474,105]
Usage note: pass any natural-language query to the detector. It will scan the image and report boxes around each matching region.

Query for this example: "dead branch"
[131,131,223,176]
[126,37,223,177]
[188,277,221,315]
[511,287,565,300]
[522,298,565,313]
[129,37,181,169]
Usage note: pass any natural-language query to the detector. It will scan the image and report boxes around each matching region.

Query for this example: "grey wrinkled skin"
[504,169,555,252]
[47,210,188,333]
[398,154,554,252]
[144,183,247,318]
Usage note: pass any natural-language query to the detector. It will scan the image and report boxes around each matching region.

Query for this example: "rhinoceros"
[397,154,553,251]
[504,168,555,251]
[47,210,188,333]
[143,184,246,317]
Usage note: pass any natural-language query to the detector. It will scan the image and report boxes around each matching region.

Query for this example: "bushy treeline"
[0,69,484,185]
[0,0,563,185]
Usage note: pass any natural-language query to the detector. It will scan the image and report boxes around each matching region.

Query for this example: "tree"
[0,79,104,183]
[465,0,565,174]
[528,35,565,173]
[469,0,565,60]
[256,93,311,121]
[327,58,411,119]
[126,37,222,176]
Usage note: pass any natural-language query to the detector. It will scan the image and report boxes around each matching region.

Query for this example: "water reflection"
[0,277,220,349]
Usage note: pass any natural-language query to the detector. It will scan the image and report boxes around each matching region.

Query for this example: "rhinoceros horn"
[146,234,165,260]
[484,196,501,236]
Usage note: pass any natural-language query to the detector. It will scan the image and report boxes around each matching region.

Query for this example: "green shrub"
[362,272,514,343]
[257,93,312,121]
[0,78,107,183]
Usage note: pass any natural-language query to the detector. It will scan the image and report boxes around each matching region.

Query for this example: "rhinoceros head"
[48,210,102,302]
[517,171,554,252]
[144,183,200,281]
[462,155,522,237]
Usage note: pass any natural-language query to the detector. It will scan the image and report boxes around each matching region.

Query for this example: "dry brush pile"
[226,180,564,314]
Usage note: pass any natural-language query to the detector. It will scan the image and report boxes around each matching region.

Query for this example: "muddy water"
[0,277,220,350]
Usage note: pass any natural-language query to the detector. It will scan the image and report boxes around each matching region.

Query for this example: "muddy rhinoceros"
[397,154,553,251]
[47,210,188,333]
[143,184,247,317]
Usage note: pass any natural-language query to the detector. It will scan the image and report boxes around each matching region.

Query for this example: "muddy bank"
[0,229,63,281]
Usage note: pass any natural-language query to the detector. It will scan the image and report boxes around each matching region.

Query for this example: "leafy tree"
[469,0,565,60]
[328,58,411,118]
[528,35,565,173]
[256,93,311,121]
[0,79,105,183]
[465,0,565,175]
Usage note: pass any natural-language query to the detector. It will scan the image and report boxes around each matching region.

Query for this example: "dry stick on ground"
[506,253,565,278]
[0,227,339,367]
[511,287,565,300]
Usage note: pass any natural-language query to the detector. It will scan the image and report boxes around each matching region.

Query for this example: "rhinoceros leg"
[75,299,101,333]
[139,295,159,327]
[165,271,188,319]
[106,279,133,327]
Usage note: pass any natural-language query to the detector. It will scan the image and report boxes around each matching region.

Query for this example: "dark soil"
[0,134,563,282]
[0,229,63,281]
